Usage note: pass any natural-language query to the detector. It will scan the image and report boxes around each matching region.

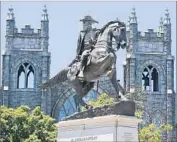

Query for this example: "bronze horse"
[41,20,127,110]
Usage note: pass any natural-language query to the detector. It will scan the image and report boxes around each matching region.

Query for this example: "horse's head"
[110,21,127,50]
[96,20,127,51]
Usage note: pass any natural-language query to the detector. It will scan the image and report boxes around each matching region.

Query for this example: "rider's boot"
[78,68,85,81]
[77,54,88,81]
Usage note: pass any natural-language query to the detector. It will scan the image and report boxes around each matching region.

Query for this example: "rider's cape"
[76,31,87,56]
[68,31,87,67]
[68,28,99,67]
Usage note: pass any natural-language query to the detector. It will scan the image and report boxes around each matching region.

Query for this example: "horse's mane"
[99,20,125,35]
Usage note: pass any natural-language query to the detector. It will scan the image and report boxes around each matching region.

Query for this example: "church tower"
[1,6,50,108]
[124,8,176,141]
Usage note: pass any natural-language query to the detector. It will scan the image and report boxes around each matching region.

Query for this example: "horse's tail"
[40,68,69,89]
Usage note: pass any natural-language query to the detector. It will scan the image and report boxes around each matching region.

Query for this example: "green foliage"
[24,134,41,142]
[160,123,173,132]
[81,93,115,111]
[0,106,57,142]
[135,111,143,119]
[88,93,115,107]
[139,123,173,142]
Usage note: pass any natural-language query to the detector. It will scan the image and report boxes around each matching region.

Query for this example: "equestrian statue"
[43,16,127,110]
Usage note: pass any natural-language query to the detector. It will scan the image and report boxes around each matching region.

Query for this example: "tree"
[139,123,172,142]
[0,106,57,142]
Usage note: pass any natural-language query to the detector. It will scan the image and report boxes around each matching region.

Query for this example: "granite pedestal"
[56,101,142,142]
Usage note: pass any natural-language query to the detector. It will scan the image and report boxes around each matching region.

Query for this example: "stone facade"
[0,6,50,109]
[0,6,176,140]
[124,8,176,141]
[0,34,1,87]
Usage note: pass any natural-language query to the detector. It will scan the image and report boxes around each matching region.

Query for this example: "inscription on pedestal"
[71,136,98,142]
[117,126,138,141]
[123,132,134,141]
[58,134,114,142]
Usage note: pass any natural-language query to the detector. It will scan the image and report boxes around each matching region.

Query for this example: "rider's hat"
[80,15,98,24]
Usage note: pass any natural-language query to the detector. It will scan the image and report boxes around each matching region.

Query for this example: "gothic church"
[0,6,176,141]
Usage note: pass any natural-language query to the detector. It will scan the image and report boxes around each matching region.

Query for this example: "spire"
[164,9,170,25]
[158,17,164,34]
[126,17,131,31]
[130,8,137,24]
[41,5,48,21]
[7,6,15,20]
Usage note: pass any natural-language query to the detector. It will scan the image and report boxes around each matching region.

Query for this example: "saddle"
[67,54,92,82]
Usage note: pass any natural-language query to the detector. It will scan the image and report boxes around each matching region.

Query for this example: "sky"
[1,1,176,91]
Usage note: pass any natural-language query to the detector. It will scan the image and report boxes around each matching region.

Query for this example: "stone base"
[56,115,142,142]
[64,101,135,121]
[56,101,141,142]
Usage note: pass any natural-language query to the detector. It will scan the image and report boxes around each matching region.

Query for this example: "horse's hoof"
[85,105,89,109]
[85,105,93,110]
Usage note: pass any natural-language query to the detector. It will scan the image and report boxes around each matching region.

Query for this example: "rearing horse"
[41,20,127,110]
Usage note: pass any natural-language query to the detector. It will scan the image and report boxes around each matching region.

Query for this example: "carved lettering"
[123,132,134,141]
[71,136,98,142]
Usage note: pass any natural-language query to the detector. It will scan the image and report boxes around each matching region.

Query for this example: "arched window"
[151,68,159,92]
[27,65,34,88]
[58,93,78,121]
[142,67,150,91]
[18,71,25,88]
[17,63,35,89]
[142,65,159,92]
[58,89,100,121]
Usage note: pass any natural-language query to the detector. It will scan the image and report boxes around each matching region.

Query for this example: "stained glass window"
[58,89,99,121]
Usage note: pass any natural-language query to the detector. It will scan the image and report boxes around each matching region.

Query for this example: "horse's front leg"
[106,52,117,78]
[110,69,127,101]
[107,53,122,100]
[109,69,120,102]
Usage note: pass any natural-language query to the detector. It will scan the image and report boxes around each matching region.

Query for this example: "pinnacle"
[7,6,15,20]
[164,9,170,25]
[129,7,137,24]
[41,5,49,21]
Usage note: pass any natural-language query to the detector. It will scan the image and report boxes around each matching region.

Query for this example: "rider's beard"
[83,25,92,32]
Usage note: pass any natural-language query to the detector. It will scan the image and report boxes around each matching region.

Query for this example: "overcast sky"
[1,1,176,91]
